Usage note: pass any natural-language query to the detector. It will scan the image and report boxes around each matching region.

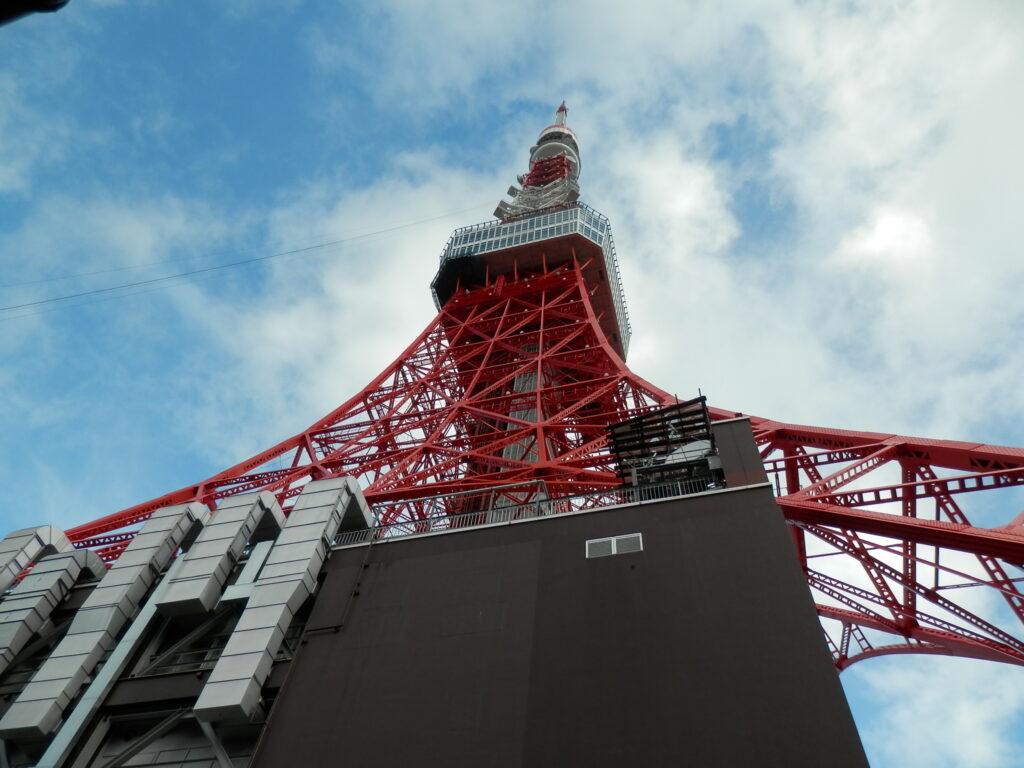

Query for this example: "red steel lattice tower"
[64,104,1024,673]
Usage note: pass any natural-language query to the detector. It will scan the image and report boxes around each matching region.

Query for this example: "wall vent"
[586,533,643,558]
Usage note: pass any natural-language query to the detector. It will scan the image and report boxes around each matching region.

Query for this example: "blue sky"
[2,2,1023,765]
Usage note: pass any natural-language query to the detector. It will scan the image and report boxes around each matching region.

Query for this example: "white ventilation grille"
[586,539,615,558]
[614,533,643,554]
[586,533,643,558]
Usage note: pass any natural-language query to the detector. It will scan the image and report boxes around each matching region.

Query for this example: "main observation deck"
[430,202,632,357]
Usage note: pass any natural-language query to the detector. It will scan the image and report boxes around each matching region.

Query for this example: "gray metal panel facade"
[0,503,200,740]
[193,478,352,724]
[0,549,103,677]
[0,526,72,595]
[158,491,283,616]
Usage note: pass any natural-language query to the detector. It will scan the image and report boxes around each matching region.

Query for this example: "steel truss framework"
[67,254,668,553]
[753,419,1024,669]
[61,258,1024,673]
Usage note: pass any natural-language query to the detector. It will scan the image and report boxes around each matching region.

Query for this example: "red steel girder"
[761,420,1024,670]
[780,498,1024,563]
[817,605,1023,669]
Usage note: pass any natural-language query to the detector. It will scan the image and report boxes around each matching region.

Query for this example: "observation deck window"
[435,202,633,354]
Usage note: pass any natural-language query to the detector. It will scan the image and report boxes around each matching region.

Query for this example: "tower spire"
[494,103,581,219]
[555,100,568,125]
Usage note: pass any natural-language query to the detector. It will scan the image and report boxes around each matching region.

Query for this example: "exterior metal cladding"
[157,492,284,617]
[0,105,1020,766]
[0,527,73,595]
[0,503,199,741]
[194,478,361,724]
[0,549,104,678]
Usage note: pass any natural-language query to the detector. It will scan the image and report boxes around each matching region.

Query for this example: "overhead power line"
[0,205,484,315]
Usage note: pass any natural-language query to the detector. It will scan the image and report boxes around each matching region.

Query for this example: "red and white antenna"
[496,104,581,218]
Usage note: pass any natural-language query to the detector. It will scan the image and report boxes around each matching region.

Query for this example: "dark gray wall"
[253,485,866,768]
[713,417,770,488]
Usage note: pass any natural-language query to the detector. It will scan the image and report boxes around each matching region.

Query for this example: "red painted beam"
[782,498,1024,563]
[817,604,1024,667]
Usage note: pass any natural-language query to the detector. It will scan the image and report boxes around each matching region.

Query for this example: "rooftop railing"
[334,477,721,548]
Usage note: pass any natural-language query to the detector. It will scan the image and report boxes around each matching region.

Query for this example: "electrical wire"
[0,204,485,316]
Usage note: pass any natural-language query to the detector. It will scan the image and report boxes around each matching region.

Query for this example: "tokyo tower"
[2,107,1022,768]
[56,102,1024,673]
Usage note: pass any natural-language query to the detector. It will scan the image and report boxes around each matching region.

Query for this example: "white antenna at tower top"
[555,101,568,125]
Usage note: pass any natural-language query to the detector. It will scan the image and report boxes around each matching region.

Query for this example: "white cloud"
[0,194,233,296]
[0,192,247,523]
[171,155,501,463]
[836,208,932,266]
[848,655,1024,768]
[0,73,71,194]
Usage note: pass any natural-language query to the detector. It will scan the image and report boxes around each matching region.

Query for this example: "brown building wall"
[253,485,867,768]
